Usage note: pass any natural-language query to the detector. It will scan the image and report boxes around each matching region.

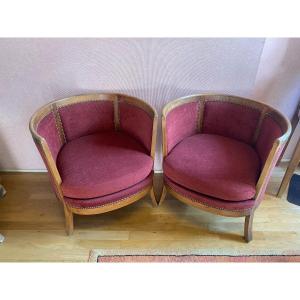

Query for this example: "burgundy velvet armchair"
[160,94,291,242]
[30,93,157,235]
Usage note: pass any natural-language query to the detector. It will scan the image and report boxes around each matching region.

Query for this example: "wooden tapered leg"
[277,138,300,198]
[63,204,74,236]
[244,214,254,243]
[150,187,158,207]
[159,185,167,206]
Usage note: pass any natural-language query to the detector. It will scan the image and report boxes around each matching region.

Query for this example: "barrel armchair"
[160,94,291,242]
[30,93,157,235]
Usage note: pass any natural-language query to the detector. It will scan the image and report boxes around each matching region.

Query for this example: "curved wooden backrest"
[162,94,290,154]
[162,94,291,205]
[29,93,158,200]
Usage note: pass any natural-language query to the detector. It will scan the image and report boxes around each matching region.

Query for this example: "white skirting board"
[0,169,48,173]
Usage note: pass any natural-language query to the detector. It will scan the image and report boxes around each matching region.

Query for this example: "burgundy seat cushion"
[57,131,153,199]
[164,133,261,201]
[64,174,153,209]
[164,176,255,211]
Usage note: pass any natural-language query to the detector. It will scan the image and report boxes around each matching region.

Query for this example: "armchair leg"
[63,204,74,236]
[244,214,254,243]
[159,185,167,206]
[150,187,158,207]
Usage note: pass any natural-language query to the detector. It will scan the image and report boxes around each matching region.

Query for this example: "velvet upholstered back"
[58,101,115,142]
[30,94,157,170]
[163,95,291,169]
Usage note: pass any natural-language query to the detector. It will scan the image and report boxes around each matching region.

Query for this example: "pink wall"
[253,38,300,119]
[0,38,299,171]
[253,38,300,159]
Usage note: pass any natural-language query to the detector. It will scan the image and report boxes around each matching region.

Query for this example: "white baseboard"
[0,169,47,173]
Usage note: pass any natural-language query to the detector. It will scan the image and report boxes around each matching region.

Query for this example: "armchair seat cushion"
[57,131,153,199]
[164,133,261,201]
[64,174,153,208]
[164,176,255,211]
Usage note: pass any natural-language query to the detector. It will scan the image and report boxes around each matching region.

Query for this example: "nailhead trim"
[204,99,262,112]
[197,99,205,133]
[167,184,253,212]
[52,104,66,144]
[65,185,152,210]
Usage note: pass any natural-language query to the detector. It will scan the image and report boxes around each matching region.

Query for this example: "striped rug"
[89,249,300,262]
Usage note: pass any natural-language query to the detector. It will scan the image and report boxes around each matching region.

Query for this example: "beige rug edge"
[88,248,300,262]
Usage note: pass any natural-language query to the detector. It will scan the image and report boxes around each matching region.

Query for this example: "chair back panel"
[119,101,153,153]
[255,115,284,166]
[36,111,62,161]
[165,101,198,153]
[202,100,261,144]
[58,100,114,141]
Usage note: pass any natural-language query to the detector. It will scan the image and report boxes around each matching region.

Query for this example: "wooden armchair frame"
[160,94,291,242]
[30,93,158,235]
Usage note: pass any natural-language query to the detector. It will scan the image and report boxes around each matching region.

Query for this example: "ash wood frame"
[277,137,300,198]
[160,94,291,242]
[277,105,300,198]
[30,93,158,235]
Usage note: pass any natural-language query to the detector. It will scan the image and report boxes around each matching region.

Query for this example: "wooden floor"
[0,163,300,262]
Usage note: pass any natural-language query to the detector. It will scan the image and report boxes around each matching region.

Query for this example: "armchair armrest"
[255,112,291,206]
[29,104,64,200]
